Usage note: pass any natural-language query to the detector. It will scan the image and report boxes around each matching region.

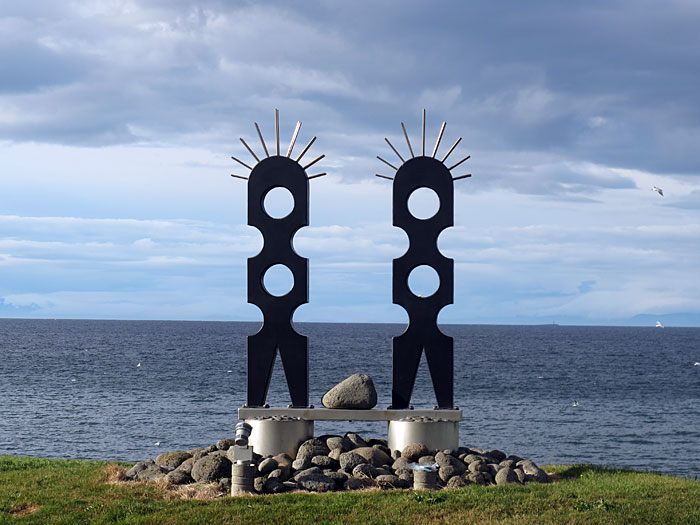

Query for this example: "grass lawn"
[1,456,699,524]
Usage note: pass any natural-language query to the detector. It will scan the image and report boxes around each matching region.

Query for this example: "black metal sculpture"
[231,110,325,408]
[377,110,471,409]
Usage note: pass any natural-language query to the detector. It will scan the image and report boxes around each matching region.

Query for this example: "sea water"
[0,319,698,478]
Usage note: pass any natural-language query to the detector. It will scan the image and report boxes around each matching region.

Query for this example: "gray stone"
[352,463,379,479]
[344,478,368,491]
[328,448,343,461]
[326,436,354,452]
[352,446,392,467]
[392,457,410,471]
[401,443,430,462]
[191,455,231,483]
[216,438,237,451]
[292,457,311,471]
[165,468,193,485]
[323,470,349,484]
[339,451,368,471]
[376,474,400,489]
[525,468,551,483]
[494,467,520,485]
[296,439,330,462]
[257,458,278,476]
[391,449,401,460]
[438,465,457,483]
[345,432,368,448]
[272,453,293,468]
[322,373,377,409]
[293,466,321,482]
[395,468,413,482]
[282,480,297,491]
[134,462,169,481]
[435,452,466,475]
[488,449,507,462]
[446,475,467,489]
[466,471,487,485]
[488,464,501,477]
[155,451,192,471]
[514,468,526,483]
[218,477,232,492]
[297,472,337,492]
[468,460,489,474]
[267,466,291,482]
[125,460,153,479]
[263,477,287,494]
[175,457,194,475]
[418,455,436,465]
[311,455,338,469]
[254,476,265,493]
[499,459,517,469]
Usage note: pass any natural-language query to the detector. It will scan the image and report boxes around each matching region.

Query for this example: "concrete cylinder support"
[231,463,256,496]
[245,417,314,458]
[413,469,438,490]
[388,419,459,452]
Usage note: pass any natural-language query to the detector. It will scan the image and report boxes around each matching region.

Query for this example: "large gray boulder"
[322,374,377,409]
[191,455,231,482]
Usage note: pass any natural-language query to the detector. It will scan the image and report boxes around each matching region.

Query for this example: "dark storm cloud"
[1,0,699,181]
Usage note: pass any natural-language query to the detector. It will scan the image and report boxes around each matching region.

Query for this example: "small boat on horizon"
[656,321,665,328]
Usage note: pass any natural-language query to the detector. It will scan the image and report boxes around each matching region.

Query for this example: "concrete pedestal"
[387,419,459,452]
[245,417,313,458]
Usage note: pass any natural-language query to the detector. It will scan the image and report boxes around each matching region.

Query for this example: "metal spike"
[275,109,280,156]
[296,136,316,162]
[422,108,426,156]
[254,122,269,158]
[240,138,259,162]
[303,154,325,170]
[448,155,471,171]
[384,138,405,163]
[401,122,414,158]
[231,156,253,170]
[375,174,394,180]
[308,172,327,180]
[432,122,446,158]
[287,121,301,157]
[441,137,462,162]
[230,174,248,180]
[452,174,472,181]
[377,156,398,171]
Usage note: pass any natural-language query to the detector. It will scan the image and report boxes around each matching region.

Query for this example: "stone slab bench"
[238,407,462,421]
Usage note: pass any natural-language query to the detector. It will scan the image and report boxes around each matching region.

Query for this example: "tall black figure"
[376,110,472,409]
[231,110,326,408]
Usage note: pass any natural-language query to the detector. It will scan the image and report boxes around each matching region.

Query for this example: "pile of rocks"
[124,432,551,494]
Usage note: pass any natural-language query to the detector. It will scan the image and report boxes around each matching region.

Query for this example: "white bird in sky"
[652,186,664,196]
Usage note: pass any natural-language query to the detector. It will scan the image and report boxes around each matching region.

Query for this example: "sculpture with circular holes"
[392,156,454,409]
[232,110,326,408]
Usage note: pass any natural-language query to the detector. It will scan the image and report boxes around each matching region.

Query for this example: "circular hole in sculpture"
[263,264,295,296]
[407,265,440,297]
[264,186,295,219]
[407,187,440,219]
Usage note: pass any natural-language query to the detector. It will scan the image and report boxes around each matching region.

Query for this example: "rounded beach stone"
[165,468,193,485]
[525,468,551,483]
[339,451,367,471]
[344,478,368,491]
[495,467,520,485]
[352,446,392,467]
[322,373,377,409]
[216,438,236,451]
[326,436,354,452]
[293,466,321,482]
[134,462,169,481]
[191,455,231,482]
[391,449,401,460]
[446,475,467,489]
[488,449,507,462]
[468,460,489,474]
[345,432,368,448]
[418,455,436,465]
[514,468,526,483]
[263,477,286,494]
[267,466,291,482]
[257,458,278,476]
[218,477,232,493]
[156,451,192,471]
[125,460,153,479]
[254,476,265,493]
[296,439,330,462]
[324,470,349,484]
[499,459,517,469]
[466,471,487,485]
[438,465,457,483]
[328,448,343,461]
[435,452,466,475]
[311,455,338,469]
[297,472,337,492]
[401,443,429,462]
[272,453,293,468]
[392,457,410,471]
[292,457,311,471]
[376,474,400,489]
[352,463,379,479]
[175,457,194,475]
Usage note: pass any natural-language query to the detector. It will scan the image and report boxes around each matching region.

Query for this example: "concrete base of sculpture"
[387,419,459,452]
[239,407,461,457]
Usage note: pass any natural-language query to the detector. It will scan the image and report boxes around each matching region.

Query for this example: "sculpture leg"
[247,331,276,407]
[278,332,308,407]
[392,335,422,408]
[424,334,454,409]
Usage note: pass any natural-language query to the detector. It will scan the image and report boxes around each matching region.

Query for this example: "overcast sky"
[2,0,699,325]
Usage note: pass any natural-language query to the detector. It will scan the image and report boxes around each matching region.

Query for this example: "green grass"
[1,456,699,524]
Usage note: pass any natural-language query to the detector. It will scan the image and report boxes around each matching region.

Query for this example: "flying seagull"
[652,186,664,196]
